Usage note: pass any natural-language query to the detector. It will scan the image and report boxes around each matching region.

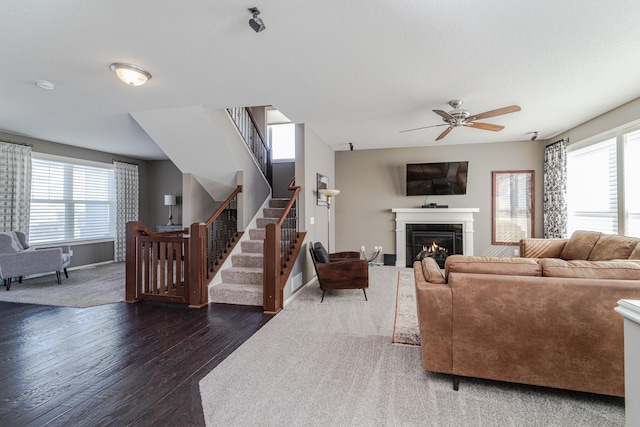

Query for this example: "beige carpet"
[392,270,421,346]
[199,266,624,426]
[0,262,125,308]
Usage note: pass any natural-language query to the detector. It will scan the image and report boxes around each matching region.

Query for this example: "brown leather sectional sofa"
[414,230,640,396]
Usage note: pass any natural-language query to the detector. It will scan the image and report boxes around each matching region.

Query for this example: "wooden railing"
[227,107,272,185]
[125,186,242,308]
[263,179,306,313]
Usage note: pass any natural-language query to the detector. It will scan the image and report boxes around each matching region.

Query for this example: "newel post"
[188,222,207,308]
[264,222,282,313]
[125,221,142,303]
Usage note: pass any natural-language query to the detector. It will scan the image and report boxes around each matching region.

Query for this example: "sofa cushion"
[560,230,602,260]
[540,258,640,280]
[444,255,542,279]
[631,243,640,260]
[312,242,330,263]
[588,234,640,261]
[421,257,445,284]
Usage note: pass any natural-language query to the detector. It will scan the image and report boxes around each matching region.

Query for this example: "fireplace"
[406,224,463,268]
[392,208,478,267]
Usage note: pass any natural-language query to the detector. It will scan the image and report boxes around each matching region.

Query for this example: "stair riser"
[263,208,284,219]
[232,253,263,268]
[257,218,279,228]
[209,285,262,306]
[221,270,263,285]
[249,228,266,240]
[269,199,289,208]
[241,240,263,253]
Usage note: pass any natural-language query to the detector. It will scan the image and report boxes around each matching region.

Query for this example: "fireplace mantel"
[392,208,479,267]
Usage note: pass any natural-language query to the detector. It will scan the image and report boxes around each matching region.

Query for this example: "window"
[626,129,640,237]
[567,125,640,238]
[268,123,295,160]
[29,155,115,245]
[567,138,617,235]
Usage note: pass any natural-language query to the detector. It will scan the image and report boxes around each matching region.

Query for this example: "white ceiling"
[2,1,640,160]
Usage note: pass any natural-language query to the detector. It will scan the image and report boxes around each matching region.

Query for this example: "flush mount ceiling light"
[109,63,152,86]
[35,80,55,90]
[248,7,265,33]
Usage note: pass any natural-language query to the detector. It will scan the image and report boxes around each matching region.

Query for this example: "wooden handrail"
[227,107,272,186]
[276,186,300,227]
[244,108,267,152]
[204,185,243,227]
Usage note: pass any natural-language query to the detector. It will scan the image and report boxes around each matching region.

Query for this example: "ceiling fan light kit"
[400,99,521,141]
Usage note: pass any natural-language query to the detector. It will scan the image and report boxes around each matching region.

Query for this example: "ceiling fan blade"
[435,126,453,141]
[468,105,521,121]
[433,109,455,120]
[468,122,505,132]
[399,123,448,133]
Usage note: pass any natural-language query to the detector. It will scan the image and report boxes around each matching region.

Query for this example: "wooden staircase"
[209,198,289,306]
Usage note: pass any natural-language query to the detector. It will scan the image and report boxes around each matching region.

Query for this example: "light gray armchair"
[0,231,72,290]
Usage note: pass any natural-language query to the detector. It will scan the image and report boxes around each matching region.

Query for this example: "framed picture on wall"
[492,170,535,245]
[317,173,328,205]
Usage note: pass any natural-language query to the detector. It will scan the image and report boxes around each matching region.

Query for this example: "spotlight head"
[531,131,539,141]
[248,7,265,32]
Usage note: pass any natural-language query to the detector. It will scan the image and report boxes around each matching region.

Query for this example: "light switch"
[310,217,314,225]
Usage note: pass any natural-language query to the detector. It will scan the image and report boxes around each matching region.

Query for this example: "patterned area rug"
[392,270,421,345]
[0,262,125,308]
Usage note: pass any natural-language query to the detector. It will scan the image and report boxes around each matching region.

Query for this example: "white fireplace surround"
[392,208,479,267]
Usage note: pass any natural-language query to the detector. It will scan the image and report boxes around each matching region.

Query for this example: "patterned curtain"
[543,139,568,238]
[0,141,32,232]
[114,161,139,262]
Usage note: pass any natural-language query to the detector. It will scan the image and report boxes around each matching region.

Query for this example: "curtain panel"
[543,139,568,238]
[114,161,139,262]
[0,141,32,232]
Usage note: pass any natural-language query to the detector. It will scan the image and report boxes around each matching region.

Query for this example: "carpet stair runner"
[209,198,288,306]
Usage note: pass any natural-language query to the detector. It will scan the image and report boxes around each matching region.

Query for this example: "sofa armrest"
[519,238,566,258]
[414,261,453,373]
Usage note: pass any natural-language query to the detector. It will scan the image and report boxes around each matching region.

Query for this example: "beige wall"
[554,97,640,145]
[335,140,544,259]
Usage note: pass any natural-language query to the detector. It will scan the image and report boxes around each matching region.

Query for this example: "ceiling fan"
[400,99,521,141]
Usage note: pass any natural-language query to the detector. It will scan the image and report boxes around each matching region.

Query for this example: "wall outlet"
[513,248,520,256]
[361,245,366,252]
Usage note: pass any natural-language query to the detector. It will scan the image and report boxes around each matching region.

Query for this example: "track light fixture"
[248,7,265,33]
[530,131,539,141]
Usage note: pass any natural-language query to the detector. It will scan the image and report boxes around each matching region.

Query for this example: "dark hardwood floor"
[0,300,273,426]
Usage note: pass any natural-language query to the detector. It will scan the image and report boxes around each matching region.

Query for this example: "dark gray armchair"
[0,231,72,290]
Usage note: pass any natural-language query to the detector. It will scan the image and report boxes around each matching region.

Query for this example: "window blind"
[29,156,115,245]
[567,138,618,235]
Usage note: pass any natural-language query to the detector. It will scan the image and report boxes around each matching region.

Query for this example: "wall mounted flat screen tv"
[406,161,468,196]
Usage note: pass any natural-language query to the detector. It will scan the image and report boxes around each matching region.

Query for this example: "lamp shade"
[164,194,176,206]
[319,189,340,198]
[110,63,152,86]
